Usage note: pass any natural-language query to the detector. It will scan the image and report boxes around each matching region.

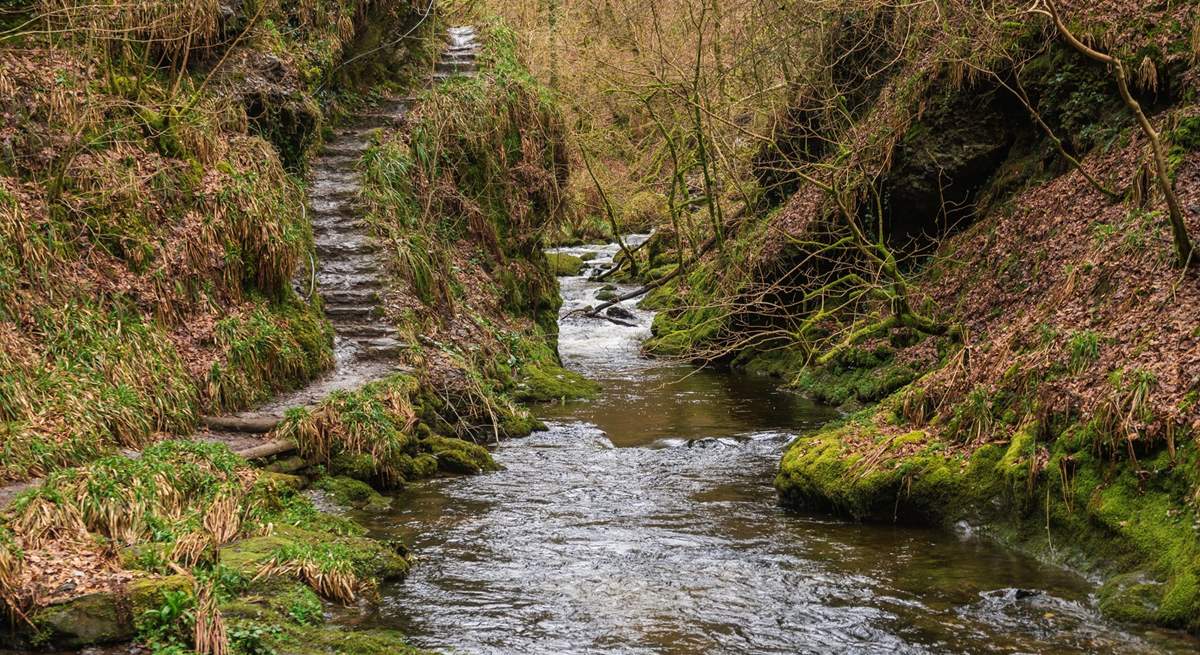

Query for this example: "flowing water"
[348,238,1200,654]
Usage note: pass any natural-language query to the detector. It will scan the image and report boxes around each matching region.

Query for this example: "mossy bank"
[639,1,1200,635]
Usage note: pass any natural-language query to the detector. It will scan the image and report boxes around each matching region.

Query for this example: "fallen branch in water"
[570,272,680,320]
[571,234,719,319]
[595,236,652,282]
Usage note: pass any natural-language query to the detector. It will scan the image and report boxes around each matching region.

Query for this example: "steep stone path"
[309,99,406,363]
[0,28,481,508]
[200,25,480,443]
[435,26,480,83]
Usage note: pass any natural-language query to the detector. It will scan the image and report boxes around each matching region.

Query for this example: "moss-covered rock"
[776,414,1200,632]
[220,524,409,583]
[1100,572,1166,625]
[261,471,308,490]
[547,252,585,276]
[775,425,972,521]
[21,575,192,650]
[513,364,600,403]
[281,626,431,655]
[315,475,392,511]
[220,578,432,655]
[420,436,499,474]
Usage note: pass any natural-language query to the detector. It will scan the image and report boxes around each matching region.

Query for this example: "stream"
[348,238,1200,654]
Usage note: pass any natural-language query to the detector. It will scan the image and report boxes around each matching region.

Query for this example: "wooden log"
[234,439,297,461]
[201,415,281,434]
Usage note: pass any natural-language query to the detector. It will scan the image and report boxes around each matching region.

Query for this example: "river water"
[351,238,1199,654]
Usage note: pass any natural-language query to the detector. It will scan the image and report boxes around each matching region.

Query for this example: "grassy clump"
[205,298,334,413]
[7,441,254,559]
[1,440,418,650]
[0,305,198,481]
[274,374,504,488]
[259,542,375,605]
[2,441,258,615]
[275,376,426,488]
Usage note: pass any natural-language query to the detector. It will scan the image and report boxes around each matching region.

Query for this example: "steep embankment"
[0,0,435,483]
[1,4,585,652]
[643,1,1200,633]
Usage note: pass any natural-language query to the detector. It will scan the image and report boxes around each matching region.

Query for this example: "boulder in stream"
[606,306,636,321]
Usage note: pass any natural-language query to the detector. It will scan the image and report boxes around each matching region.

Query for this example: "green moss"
[23,575,192,650]
[420,436,499,475]
[777,413,1200,631]
[221,579,432,655]
[206,297,334,413]
[513,364,599,403]
[547,252,585,276]
[765,346,918,407]
[220,524,409,583]
[315,475,391,511]
[281,626,431,655]
[1100,572,1166,625]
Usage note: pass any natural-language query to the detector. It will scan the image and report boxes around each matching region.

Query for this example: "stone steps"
[309,181,359,201]
[323,287,381,306]
[301,31,476,362]
[325,304,382,320]
[356,337,407,359]
[436,60,477,74]
[357,112,403,130]
[312,219,371,237]
[315,237,381,258]
[338,322,397,339]
[322,139,371,156]
[433,25,479,84]
[318,273,383,291]
[319,248,381,268]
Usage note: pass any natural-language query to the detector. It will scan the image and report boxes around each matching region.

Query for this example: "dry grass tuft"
[194,580,228,655]
[0,441,260,612]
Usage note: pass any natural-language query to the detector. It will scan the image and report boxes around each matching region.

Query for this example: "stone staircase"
[0,27,490,508]
[308,95,409,363]
[200,26,481,437]
[433,26,480,83]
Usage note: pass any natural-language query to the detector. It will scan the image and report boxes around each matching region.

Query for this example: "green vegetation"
[547,252,586,276]
[354,16,596,413]
[0,441,419,650]
[0,0,444,483]
[776,415,1200,631]
[0,1,599,653]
